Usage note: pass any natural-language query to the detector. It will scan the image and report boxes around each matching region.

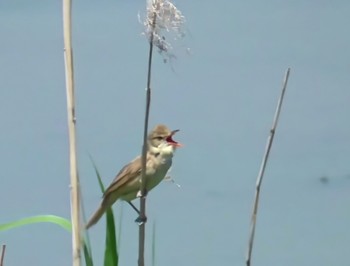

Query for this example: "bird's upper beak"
[171,129,180,135]
[166,129,182,147]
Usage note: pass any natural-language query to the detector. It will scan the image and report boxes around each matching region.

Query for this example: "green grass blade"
[80,186,94,266]
[83,239,94,266]
[117,204,123,248]
[104,206,118,266]
[80,184,96,266]
[0,215,93,266]
[0,215,71,232]
[90,157,119,266]
[89,155,106,193]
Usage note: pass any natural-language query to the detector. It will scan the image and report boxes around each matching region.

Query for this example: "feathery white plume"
[141,0,186,61]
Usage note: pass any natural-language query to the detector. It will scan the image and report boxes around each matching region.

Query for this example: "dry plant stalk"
[138,1,185,266]
[63,0,81,265]
[138,6,156,266]
[0,245,6,266]
[246,68,291,266]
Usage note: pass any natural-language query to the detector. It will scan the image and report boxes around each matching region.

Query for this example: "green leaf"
[90,157,119,266]
[0,215,72,232]
[104,206,118,266]
[83,239,94,266]
[0,215,94,266]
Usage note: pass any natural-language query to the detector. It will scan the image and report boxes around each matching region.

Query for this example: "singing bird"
[86,124,182,229]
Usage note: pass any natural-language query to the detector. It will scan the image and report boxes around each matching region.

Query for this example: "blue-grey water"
[1,1,349,265]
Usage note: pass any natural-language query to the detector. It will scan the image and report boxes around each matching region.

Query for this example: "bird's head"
[148,124,182,155]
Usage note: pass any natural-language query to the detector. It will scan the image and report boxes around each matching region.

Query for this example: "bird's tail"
[85,204,107,229]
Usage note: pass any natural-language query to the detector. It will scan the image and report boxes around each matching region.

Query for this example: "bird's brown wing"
[103,156,142,197]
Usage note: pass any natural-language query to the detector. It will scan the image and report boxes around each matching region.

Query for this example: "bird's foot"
[135,215,147,225]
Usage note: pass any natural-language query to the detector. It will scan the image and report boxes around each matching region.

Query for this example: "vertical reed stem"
[0,245,6,266]
[246,68,291,266]
[138,5,157,266]
[63,0,81,265]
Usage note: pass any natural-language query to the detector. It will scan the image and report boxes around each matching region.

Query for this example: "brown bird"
[86,124,181,229]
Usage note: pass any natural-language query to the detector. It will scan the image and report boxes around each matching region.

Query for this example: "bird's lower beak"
[171,141,183,147]
[167,129,182,147]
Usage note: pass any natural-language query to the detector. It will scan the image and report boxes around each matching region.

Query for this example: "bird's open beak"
[166,129,182,147]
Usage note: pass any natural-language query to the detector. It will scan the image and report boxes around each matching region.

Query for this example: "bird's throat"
[149,144,175,159]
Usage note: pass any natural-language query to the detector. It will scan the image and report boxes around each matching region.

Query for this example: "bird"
[85,124,181,229]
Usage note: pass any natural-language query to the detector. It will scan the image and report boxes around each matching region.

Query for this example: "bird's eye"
[154,136,163,141]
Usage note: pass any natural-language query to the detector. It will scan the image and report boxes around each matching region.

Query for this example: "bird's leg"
[127,201,140,214]
[127,201,147,224]
[134,189,148,224]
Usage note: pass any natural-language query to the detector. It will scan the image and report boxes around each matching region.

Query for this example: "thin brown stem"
[0,245,6,266]
[138,6,157,266]
[246,68,291,266]
[63,0,81,265]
